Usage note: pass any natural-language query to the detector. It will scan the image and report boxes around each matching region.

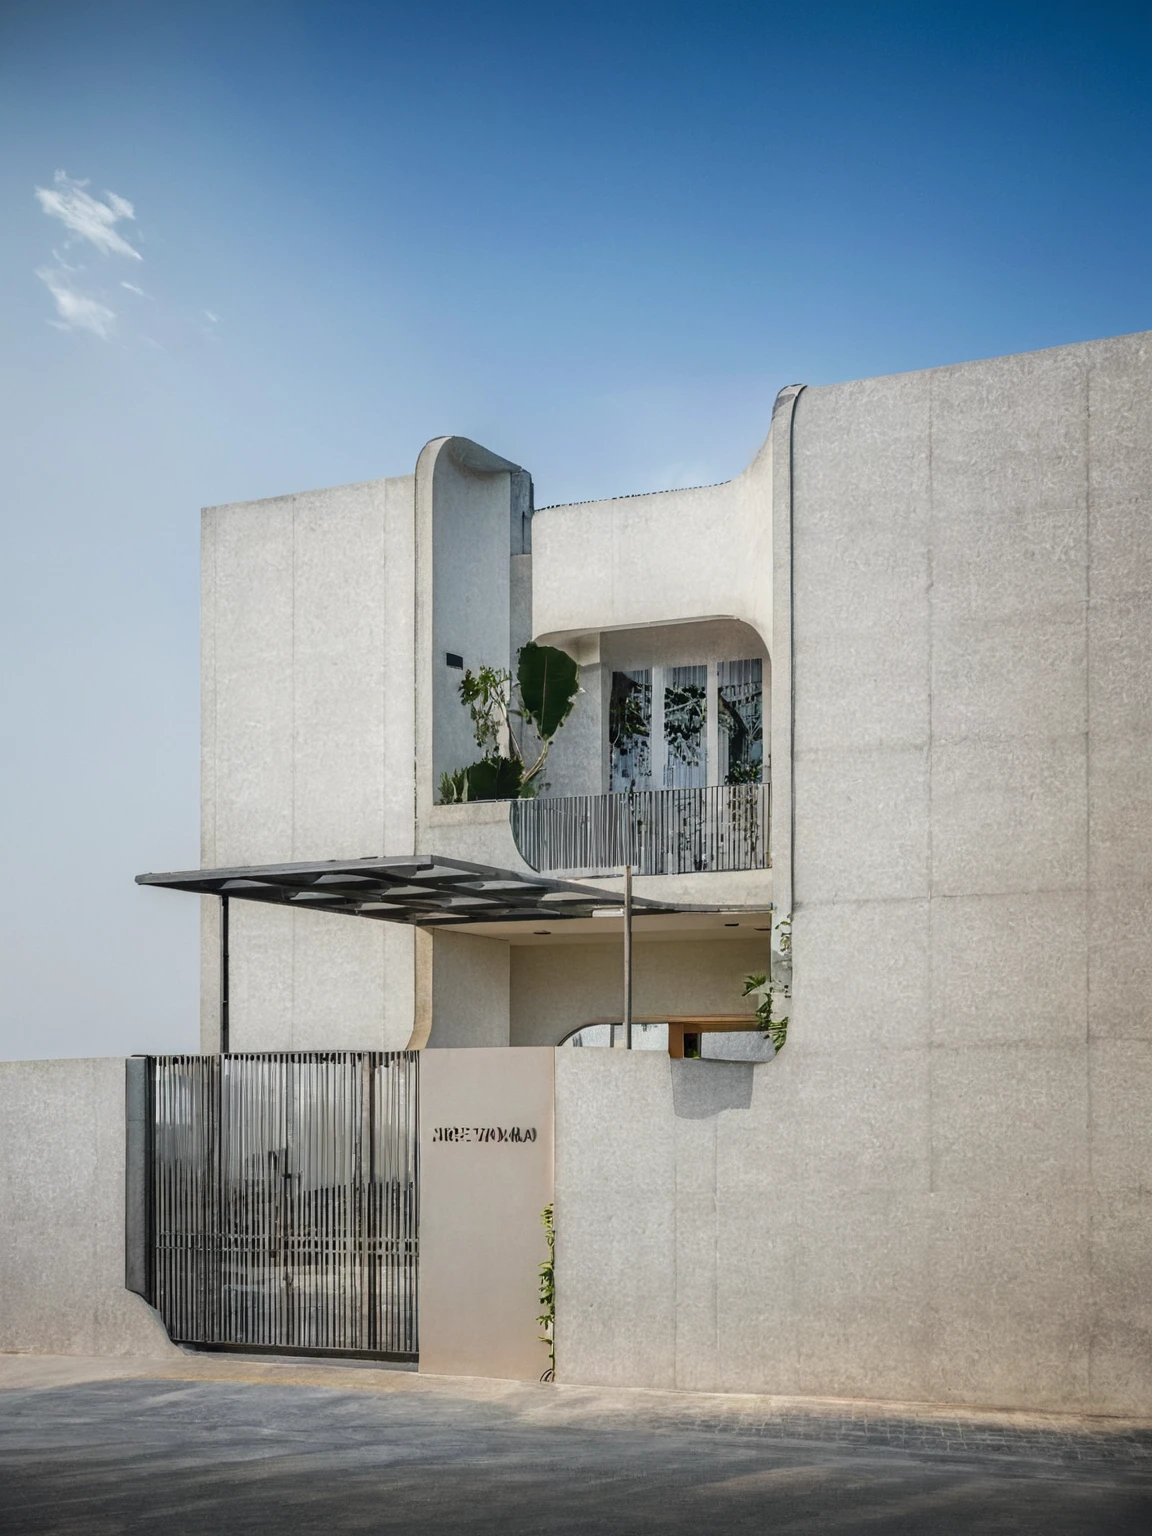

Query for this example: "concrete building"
[3,329,1152,1414]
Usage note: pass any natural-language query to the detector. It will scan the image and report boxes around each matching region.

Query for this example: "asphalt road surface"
[1,1357,1150,1534]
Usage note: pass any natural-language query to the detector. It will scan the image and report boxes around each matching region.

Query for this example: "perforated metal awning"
[136,855,681,927]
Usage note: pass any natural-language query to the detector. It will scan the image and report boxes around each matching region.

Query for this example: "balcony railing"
[509,783,769,877]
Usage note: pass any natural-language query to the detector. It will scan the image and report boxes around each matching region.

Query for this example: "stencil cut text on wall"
[431,1126,539,1144]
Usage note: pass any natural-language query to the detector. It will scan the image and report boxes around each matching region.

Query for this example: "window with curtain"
[609,668,652,791]
[610,657,764,789]
[717,658,763,784]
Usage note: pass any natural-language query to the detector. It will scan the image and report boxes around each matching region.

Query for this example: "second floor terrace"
[510,782,768,877]
[437,628,771,882]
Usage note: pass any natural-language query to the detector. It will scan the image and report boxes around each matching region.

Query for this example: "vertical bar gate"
[143,1052,418,1360]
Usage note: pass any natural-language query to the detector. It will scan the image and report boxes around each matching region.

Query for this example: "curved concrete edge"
[768,383,805,973]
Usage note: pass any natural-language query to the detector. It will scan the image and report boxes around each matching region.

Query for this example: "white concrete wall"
[418,1048,553,1381]
[531,445,773,654]
[417,929,511,1049]
[511,936,767,1046]
[200,475,417,1051]
[786,331,1152,1414]
[0,1059,177,1358]
[556,331,1152,1416]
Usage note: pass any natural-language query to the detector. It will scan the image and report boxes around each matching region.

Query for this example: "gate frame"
[125,1051,419,1364]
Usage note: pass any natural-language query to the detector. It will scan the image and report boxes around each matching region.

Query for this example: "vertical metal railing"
[510,782,769,876]
[149,1051,418,1359]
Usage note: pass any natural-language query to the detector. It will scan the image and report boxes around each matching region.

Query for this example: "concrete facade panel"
[1087,597,1152,739]
[929,349,1088,520]
[789,369,930,539]
[290,484,389,860]
[554,1052,678,1389]
[931,611,1087,745]
[1088,885,1152,1040]
[926,1189,1090,1409]
[200,476,417,1051]
[0,1059,177,1358]
[792,628,930,752]
[930,1045,1089,1193]
[790,899,930,1051]
[791,1189,933,1402]
[1087,333,1152,599]
[793,1048,930,1192]
[930,892,1085,1046]
[418,1048,553,1382]
[1088,1191,1152,1412]
[792,747,930,903]
[1089,1039,1152,1191]
[533,479,769,650]
[426,930,511,1049]
[930,735,1087,897]
[227,902,295,1051]
[1089,732,1152,890]
[204,498,295,865]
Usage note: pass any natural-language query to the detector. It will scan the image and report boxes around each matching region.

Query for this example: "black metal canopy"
[136,854,681,927]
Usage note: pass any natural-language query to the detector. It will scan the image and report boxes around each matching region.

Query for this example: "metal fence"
[147,1052,418,1359]
[510,783,769,877]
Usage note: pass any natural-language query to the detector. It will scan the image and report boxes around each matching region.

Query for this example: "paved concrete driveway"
[2,1355,1151,1533]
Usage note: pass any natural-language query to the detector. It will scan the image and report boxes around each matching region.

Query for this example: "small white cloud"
[36,267,116,338]
[34,170,141,260]
[203,310,219,323]
[120,281,146,296]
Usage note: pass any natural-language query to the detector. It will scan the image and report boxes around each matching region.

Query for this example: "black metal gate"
[133,1052,418,1360]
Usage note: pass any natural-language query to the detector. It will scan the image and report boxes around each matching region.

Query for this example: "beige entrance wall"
[418,1048,554,1381]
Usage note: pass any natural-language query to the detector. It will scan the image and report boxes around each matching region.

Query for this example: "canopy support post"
[623,864,633,1051]
[219,894,230,1054]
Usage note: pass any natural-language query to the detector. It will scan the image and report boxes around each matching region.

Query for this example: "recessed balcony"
[509,783,769,877]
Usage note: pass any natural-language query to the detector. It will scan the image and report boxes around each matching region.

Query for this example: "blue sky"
[2,0,1150,1058]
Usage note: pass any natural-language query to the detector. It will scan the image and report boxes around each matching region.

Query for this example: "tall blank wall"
[787,333,1152,1413]
[555,333,1152,1413]
[200,476,416,1051]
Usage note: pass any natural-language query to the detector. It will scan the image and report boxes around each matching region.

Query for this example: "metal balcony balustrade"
[510,783,769,877]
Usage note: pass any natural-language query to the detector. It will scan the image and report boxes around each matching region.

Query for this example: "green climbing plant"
[743,914,792,1054]
[537,1203,555,1380]
[438,643,580,803]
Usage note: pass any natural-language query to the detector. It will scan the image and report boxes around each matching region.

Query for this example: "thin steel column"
[622,863,633,1051]
[219,895,230,1054]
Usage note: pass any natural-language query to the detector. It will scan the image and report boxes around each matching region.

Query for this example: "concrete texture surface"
[199,475,417,1053]
[0,1061,178,1359]
[2,1354,1150,1534]
[418,1048,553,1381]
[766,330,1152,1415]
[511,935,769,1046]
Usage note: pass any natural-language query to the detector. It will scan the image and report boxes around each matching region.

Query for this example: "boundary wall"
[0,1059,176,1358]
